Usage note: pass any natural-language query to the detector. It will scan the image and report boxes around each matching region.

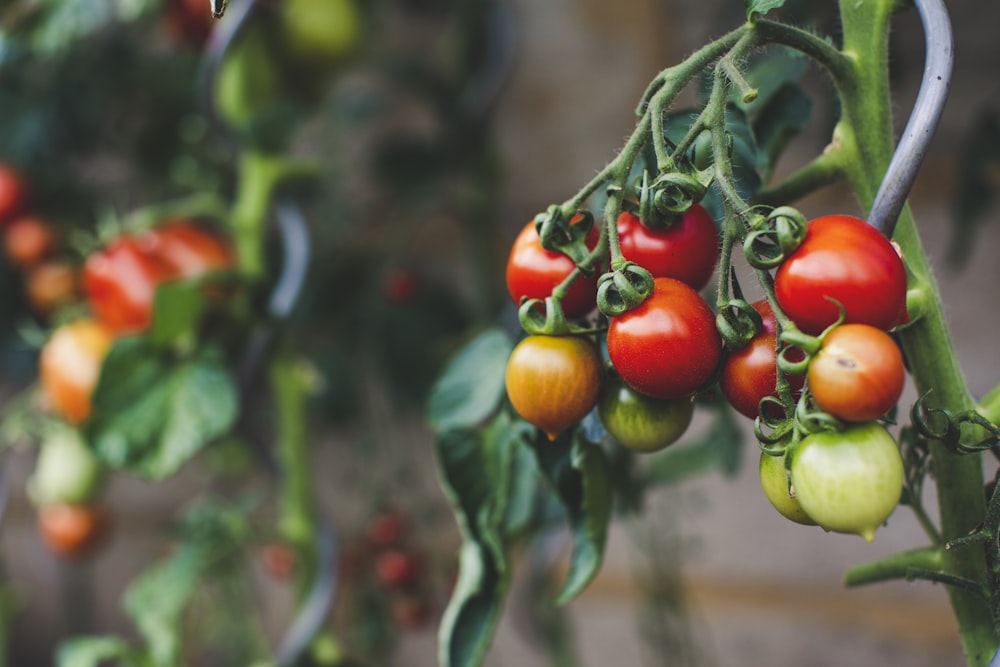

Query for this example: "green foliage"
[86,338,238,479]
[745,0,788,21]
[427,327,513,431]
[56,637,142,667]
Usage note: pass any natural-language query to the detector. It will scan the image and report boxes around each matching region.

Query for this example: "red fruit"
[375,549,422,589]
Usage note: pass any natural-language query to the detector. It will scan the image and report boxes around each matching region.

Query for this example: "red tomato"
[720,300,805,419]
[808,323,905,422]
[39,319,113,425]
[136,220,233,278]
[164,0,215,47]
[506,334,603,439]
[4,215,56,268]
[505,220,599,319]
[375,549,422,589]
[365,507,409,550]
[606,277,722,399]
[775,215,907,335]
[37,503,107,559]
[83,236,176,334]
[0,165,27,227]
[26,260,79,315]
[616,206,718,290]
[260,542,297,580]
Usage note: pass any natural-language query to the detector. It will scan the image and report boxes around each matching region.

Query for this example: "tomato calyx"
[596,262,654,318]
[534,206,598,267]
[635,168,709,229]
[743,206,808,270]
[910,392,1000,455]
[715,297,764,350]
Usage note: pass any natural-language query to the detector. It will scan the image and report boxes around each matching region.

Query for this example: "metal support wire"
[868,0,954,236]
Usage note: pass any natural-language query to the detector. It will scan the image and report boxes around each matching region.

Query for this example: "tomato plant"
[83,236,175,334]
[505,220,599,319]
[808,323,906,422]
[758,450,815,526]
[606,277,721,400]
[0,164,27,227]
[136,219,233,278]
[774,214,908,335]
[719,300,804,420]
[3,215,55,268]
[789,423,904,542]
[597,374,694,453]
[39,319,113,425]
[616,206,718,290]
[505,334,602,439]
[25,259,78,316]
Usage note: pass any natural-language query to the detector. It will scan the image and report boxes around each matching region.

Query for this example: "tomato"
[616,207,718,290]
[597,374,694,452]
[260,542,297,580]
[382,269,420,305]
[720,300,805,420]
[808,323,905,423]
[4,215,56,268]
[137,219,233,278]
[39,319,113,425]
[505,334,602,439]
[505,221,599,319]
[27,427,104,506]
[375,549,422,589]
[789,422,904,541]
[0,164,27,227]
[25,260,79,316]
[606,277,722,400]
[774,215,907,335]
[366,507,409,549]
[83,236,175,334]
[280,0,362,65]
[164,0,215,47]
[37,503,107,559]
[758,451,815,526]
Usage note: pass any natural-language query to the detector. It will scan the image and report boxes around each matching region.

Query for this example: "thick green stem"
[836,1,997,662]
[269,350,317,599]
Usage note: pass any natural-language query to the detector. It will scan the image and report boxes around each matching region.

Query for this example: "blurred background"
[0,0,999,665]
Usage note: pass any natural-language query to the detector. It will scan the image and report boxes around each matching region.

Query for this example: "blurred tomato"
[37,503,107,559]
[164,0,215,47]
[0,165,27,227]
[39,319,113,424]
[26,260,79,316]
[4,215,56,268]
[83,236,175,334]
[137,219,233,278]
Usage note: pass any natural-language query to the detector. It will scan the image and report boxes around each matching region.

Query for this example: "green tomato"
[790,423,903,542]
[280,0,362,65]
[597,375,694,453]
[27,426,104,506]
[758,450,816,526]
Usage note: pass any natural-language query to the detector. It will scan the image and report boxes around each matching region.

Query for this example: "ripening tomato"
[616,207,718,290]
[83,236,175,334]
[136,219,233,278]
[775,215,907,334]
[505,334,602,439]
[37,502,107,559]
[720,300,805,420]
[759,450,816,526]
[25,260,79,315]
[808,324,905,422]
[39,319,113,425]
[505,220,599,319]
[4,215,56,268]
[27,427,104,507]
[597,374,694,452]
[606,277,722,400]
[790,422,904,541]
[0,165,27,227]
[375,549,423,589]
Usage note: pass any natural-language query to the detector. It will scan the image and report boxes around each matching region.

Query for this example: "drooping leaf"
[56,637,139,667]
[427,327,513,431]
[527,431,611,604]
[438,541,508,667]
[746,0,788,20]
[87,339,238,480]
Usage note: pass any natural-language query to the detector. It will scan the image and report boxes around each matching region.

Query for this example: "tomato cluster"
[503,205,911,541]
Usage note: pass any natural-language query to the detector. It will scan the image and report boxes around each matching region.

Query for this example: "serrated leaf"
[56,636,138,667]
[746,0,787,20]
[124,545,204,667]
[427,328,513,431]
[527,432,611,604]
[87,341,238,480]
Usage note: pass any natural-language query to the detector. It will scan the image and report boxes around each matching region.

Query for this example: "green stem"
[752,148,845,208]
[269,349,317,599]
[835,1,997,662]
[844,545,945,587]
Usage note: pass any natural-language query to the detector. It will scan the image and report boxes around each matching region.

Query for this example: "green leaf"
[56,636,138,667]
[427,328,514,431]
[752,83,813,180]
[745,0,787,20]
[124,544,205,667]
[87,340,238,480]
[527,432,611,604]
[149,280,207,347]
[438,541,508,667]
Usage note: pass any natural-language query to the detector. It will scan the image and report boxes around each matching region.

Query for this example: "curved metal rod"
[274,518,339,666]
[269,199,312,320]
[868,0,953,236]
